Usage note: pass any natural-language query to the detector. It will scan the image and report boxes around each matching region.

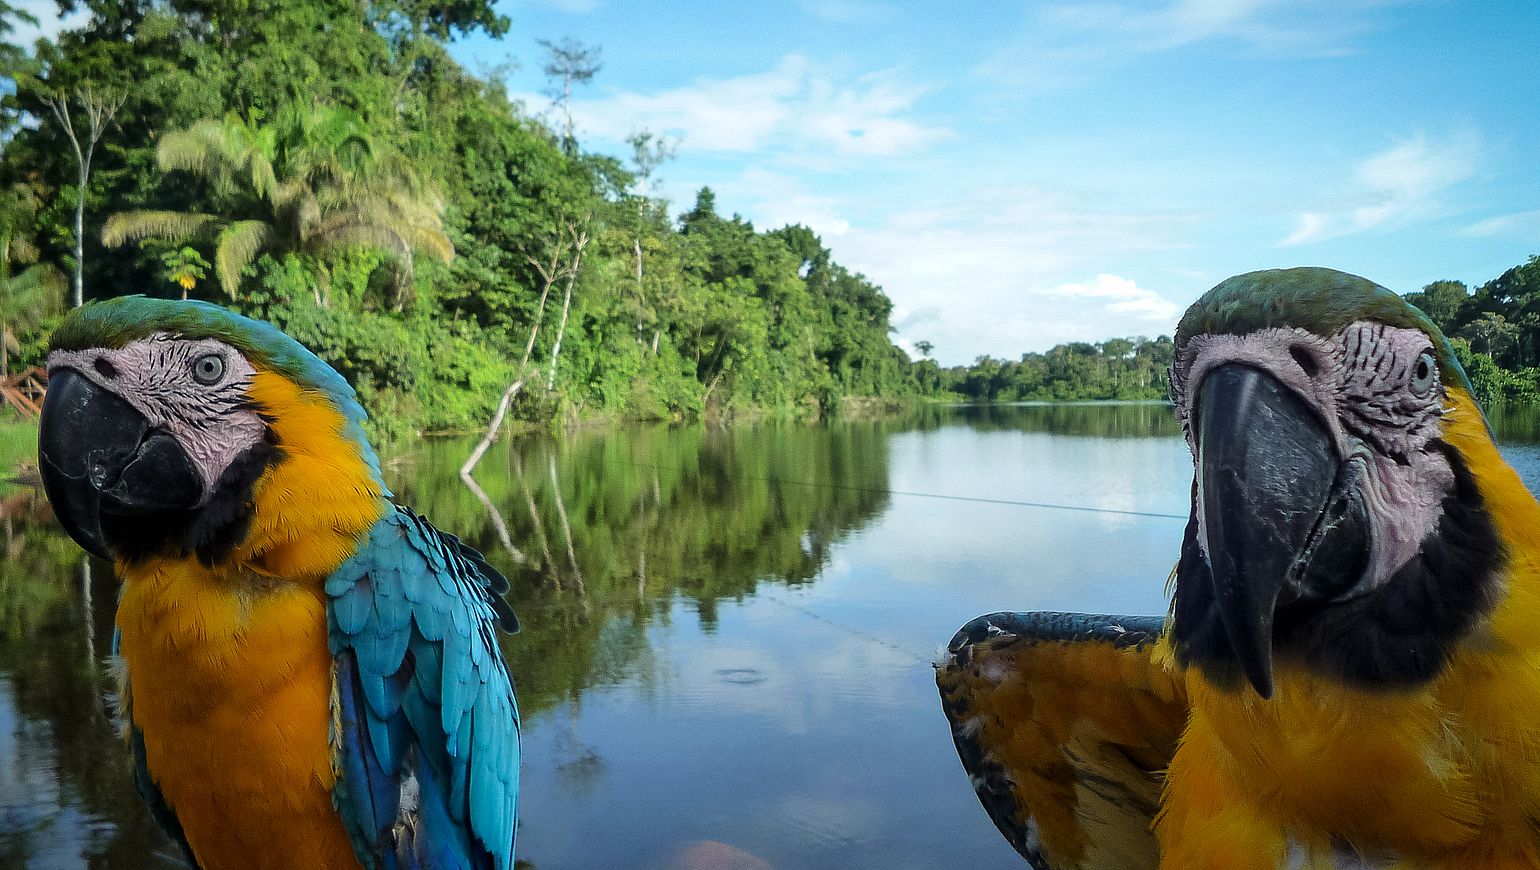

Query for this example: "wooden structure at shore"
[0,367,47,418]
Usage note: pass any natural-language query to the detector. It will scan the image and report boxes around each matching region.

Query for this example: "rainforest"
[8,1,1538,439]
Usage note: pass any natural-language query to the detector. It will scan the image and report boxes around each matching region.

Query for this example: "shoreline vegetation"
[2,4,1538,444]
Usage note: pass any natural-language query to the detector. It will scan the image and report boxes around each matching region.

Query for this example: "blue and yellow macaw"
[37,297,520,870]
[937,268,1540,869]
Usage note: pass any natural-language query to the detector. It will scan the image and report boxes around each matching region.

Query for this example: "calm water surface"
[3,402,1538,869]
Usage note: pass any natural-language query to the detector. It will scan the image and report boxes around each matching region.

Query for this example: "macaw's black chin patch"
[101,438,282,567]
[1172,443,1503,691]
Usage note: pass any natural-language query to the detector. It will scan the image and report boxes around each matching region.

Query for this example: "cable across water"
[614,458,1189,521]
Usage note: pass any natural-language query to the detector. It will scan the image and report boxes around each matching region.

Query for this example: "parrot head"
[38,297,385,566]
[1167,267,1504,699]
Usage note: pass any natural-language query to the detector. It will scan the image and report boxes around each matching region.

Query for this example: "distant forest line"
[944,257,1540,407]
[1,2,1535,438]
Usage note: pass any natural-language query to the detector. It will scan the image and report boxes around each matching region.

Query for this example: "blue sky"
[21,1,1540,366]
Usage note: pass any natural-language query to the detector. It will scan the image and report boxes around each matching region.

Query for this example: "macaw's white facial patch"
[1170,321,1454,599]
[47,333,268,507]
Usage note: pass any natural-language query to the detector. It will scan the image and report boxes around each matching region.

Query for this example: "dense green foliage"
[941,259,1540,406]
[0,0,928,436]
[1401,257,1540,404]
[7,3,1537,434]
[940,335,1177,402]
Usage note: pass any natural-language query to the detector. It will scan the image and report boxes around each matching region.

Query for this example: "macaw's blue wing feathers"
[935,612,1185,870]
[328,505,520,870]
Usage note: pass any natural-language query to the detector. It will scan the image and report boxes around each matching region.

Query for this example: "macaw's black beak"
[1195,364,1370,699]
[39,368,204,561]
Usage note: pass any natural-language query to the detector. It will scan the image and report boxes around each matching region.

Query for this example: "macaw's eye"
[1410,351,1438,396]
[192,353,226,385]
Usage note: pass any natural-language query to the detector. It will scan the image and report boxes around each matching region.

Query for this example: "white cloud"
[1041,274,1182,321]
[1281,212,1327,246]
[1280,131,1481,246]
[1461,209,1540,239]
[703,168,852,238]
[826,185,1191,364]
[974,0,1407,90]
[1041,0,1404,54]
[529,55,951,159]
[10,0,88,46]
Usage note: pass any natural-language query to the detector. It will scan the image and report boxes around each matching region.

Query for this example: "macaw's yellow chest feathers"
[115,560,364,870]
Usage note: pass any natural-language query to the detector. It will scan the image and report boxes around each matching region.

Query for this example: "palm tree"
[103,103,452,308]
[0,185,66,378]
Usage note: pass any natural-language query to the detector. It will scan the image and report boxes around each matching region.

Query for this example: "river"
[2,402,1538,869]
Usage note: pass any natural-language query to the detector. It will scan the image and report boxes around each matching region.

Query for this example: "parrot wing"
[326,504,520,870]
[935,611,1187,870]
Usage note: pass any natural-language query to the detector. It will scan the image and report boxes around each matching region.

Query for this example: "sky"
[19,1,1540,366]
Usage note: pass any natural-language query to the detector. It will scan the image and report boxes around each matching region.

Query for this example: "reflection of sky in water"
[519,416,1540,869]
[519,419,1192,868]
[1500,443,1540,495]
[0,675,185,869]
[0,677,89,870]
[521,595,1015,870]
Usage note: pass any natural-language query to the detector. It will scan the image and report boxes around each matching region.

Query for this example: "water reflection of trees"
[1490,403,1540,443]
[0,497,180,868]
[944,401,1183,438]
[388,422,894,719]
[0,404,1532,865]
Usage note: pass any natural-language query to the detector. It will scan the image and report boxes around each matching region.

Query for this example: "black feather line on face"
[100,434,282,567]
[1172,445,1503,690]
[187,438,282,566]
[1170,482,1250,692]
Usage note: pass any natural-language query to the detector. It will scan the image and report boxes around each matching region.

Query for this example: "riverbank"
[0,419,36,478]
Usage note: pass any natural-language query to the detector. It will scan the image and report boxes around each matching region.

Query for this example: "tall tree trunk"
[634,235,645,347]
[72,156,86,307]
[545,225,588,391]
[546,270,576,391]
[45,88,122,308]
[523,279,554,368]
[463,239,567,477]
[50,98,91,308]
[563,75,573,147]
[460,379,524,478]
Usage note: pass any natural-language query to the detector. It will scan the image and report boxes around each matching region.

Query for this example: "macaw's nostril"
[94,357,119,379]
[1289,345,1319,377]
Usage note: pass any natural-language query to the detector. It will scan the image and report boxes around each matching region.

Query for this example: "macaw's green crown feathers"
[50,296,383,483]
[1176,267,1474,397]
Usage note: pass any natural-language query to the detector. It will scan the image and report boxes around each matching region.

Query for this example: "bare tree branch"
[45,86,124,307]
